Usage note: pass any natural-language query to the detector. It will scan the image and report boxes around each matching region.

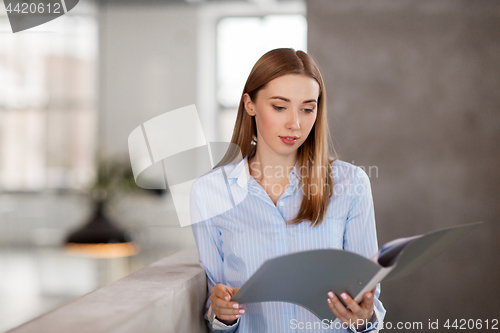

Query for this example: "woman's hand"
[210,284,244,325]
[327,287,376,331]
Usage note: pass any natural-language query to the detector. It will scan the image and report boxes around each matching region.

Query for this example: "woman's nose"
[286,111,300,130]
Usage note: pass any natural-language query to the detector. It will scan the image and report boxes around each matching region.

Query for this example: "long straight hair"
[217,48,335,227]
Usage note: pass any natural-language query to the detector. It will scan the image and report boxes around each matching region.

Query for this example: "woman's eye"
[273,105,285,111]
[303,108,314,113]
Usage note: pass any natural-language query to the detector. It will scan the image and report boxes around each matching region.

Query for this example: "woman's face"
[243,74,319,159]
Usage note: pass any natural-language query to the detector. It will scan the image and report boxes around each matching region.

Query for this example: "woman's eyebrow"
[270,96,317,104]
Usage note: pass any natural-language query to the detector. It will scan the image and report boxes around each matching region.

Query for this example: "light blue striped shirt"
[190,155,386,333]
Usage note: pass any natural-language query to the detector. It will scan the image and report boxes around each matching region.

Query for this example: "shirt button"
[279,201,284,207]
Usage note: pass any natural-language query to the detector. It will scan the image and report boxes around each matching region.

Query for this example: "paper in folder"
[231,222,482,321]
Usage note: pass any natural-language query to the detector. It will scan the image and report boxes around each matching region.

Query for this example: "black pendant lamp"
[65,200,138,258]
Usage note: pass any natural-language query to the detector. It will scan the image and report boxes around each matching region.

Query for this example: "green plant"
[91,159,138,202]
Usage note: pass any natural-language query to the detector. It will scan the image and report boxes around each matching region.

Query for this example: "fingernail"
[239,309,245,314]
[341,293,348,300]
[232,303,239,309]
[225,296,230,301]
[235,314,240,318]
[327,298,332,304]
[367,293,372,298]
[327,292,334,298]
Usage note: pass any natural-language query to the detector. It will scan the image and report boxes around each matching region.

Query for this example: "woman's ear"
[243,93,256,116]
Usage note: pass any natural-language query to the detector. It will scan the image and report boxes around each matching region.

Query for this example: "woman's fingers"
[327,290,375,328]
[327,292,350,320]
[211,284,245,319]
[327,295,341,317]
[338,292,362,314]
[360,290,374,312]
[213,284,233,301]
[230,287,241,297]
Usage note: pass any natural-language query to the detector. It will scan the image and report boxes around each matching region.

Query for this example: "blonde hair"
[217,48,335,227]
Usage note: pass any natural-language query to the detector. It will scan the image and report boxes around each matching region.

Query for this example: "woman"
[190,48,385,332]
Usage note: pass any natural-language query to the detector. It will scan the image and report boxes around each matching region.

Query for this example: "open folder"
[231,222,482,322]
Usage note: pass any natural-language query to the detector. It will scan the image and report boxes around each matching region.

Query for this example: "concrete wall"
[98,2,199,159]
[307,0,500,325]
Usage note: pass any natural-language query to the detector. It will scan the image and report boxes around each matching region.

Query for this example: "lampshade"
[65,200,138,258]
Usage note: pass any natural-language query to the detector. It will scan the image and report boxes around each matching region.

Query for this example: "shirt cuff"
[349,312,378,333]
[207,305,240,331]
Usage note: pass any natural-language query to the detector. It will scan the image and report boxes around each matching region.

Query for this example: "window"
[216,15,307,142]
[0,8,98,191]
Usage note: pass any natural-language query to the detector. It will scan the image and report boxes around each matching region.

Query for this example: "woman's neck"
[248,148,297,183]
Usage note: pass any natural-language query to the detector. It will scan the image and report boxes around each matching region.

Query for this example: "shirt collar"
[226,155,250,188]
[226,155,300,188]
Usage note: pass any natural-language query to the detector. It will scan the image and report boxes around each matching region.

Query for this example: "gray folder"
[231,222,482,322]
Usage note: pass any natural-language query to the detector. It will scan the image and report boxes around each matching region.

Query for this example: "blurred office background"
[0,0,498,331]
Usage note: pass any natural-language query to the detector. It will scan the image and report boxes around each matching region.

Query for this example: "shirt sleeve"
[190,182,240,333]
[343,167,386,330]
[348,311,379,332]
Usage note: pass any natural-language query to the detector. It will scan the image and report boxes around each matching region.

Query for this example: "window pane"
[217,14,307,143]
[217,15,307,108]
[0,12,98,191]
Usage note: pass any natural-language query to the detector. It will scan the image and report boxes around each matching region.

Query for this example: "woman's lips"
[280,136,298,145]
